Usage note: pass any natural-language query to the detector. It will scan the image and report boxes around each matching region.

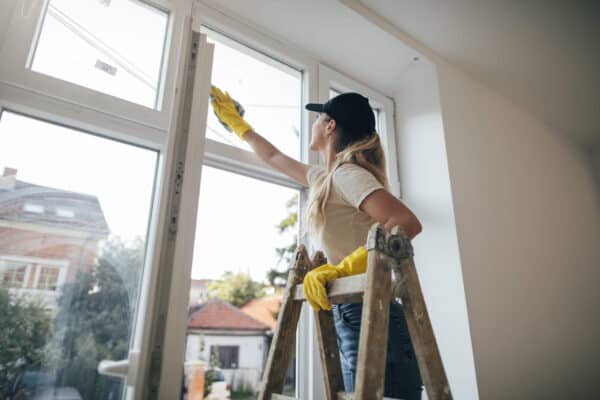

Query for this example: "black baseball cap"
[305,92,375,134]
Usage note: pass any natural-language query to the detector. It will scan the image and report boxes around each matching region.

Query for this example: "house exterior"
[0,167,109,311]
[240,294,282,331]
[240,294,295,390]
[186,299,271,392]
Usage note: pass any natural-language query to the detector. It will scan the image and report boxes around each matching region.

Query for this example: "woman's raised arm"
[244,131,310,187]
[210,85,310,187]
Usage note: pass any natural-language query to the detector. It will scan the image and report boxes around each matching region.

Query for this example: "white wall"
[186,333,267,391]
[437,62,600,400]
[394,58,478,400]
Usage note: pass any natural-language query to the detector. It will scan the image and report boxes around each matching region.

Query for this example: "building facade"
[0,167,109,311]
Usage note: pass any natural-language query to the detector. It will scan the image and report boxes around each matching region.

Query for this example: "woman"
[210,86,423,399]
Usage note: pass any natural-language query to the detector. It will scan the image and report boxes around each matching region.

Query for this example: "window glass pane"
[183,166,298,399]
[1,260,28,288]
[0,111,158,399]
[207,32,302,160]
[31,0,168,109]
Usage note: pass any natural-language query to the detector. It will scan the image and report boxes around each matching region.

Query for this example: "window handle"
[98,350,139,385]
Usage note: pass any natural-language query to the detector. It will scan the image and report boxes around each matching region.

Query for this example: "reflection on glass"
[182,166,298,399]
[0,112,157,399]
[31,0,168,109]
[206,32,302,160]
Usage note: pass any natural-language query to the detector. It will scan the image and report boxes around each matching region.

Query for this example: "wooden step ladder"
[257,223,452,400]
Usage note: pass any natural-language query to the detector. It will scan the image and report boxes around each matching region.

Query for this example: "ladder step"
[337,392,402,400]
[336,392,402,400]
[268,391,403,400]
[293,274,367,304]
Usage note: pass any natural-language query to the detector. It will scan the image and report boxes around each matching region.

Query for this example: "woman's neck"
[324,144,337,171]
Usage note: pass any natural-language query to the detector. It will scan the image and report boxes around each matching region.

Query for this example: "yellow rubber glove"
[210,85,254,140]
[303,246,368,311]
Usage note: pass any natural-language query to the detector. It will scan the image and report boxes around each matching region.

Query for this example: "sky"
[1,0,303,283]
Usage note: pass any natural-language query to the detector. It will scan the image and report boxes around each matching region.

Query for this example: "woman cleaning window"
[210,85,423,399]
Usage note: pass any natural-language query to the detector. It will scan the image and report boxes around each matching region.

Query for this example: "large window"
[181,28,303,399]
[30,0,169,109]
[1,2,399,397]
[0,110,158,399]
[0,260,28,289]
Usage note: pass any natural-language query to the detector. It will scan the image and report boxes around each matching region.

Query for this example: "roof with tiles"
[188,298,270,331]
[240,294,282,330]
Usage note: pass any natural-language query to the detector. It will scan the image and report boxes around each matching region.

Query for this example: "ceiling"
[361,0,600,149]
[199,0,600,150]
[3,0,597,148]
[197,0,418,103]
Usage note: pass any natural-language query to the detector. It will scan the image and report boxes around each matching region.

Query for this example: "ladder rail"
[257,246,311,399]
[310,252,345,399]
[259,223,453,400]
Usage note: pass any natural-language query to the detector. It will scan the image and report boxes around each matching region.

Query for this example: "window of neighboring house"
[210,345,239,369]
[23,202,45,213]
[55,207,75,218]
[0,261,28,289]
[36,265,61,291]
[30,0,169,109]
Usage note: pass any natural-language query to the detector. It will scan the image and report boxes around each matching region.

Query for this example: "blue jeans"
[333,301,423,399]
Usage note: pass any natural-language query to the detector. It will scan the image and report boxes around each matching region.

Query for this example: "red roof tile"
[240,295,282,330]
[188,299,269,331]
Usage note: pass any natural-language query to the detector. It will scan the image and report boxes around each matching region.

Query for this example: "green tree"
[0,288,51,398]
[44,236,143,399]
[267,193,298,288]
[208,272,265,307]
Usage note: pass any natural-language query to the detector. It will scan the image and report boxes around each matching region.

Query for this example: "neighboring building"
[186,299,271,392]
[0,167,109,311]
[240,294,295,390]
[240,294,282,330]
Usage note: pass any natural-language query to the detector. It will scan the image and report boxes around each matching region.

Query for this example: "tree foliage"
[43,236,144,399]
[267,194,298,288]
[0,289,51,398]
[208,272,265,308]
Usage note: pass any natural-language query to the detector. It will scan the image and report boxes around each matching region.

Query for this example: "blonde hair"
[302,133,388,238]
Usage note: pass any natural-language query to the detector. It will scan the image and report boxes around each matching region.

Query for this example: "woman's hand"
[303,246,368,311]
[210,85,254,140]
[303,264,340,311]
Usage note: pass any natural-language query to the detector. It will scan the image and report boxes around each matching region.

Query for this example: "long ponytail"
[302,133,388,238]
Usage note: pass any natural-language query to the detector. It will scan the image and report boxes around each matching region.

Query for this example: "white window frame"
[0,1,196,399]
[0,0,184,133]
[191,4,319,398]
[190,4,402,399]
[0,1,403,398]
[0,257,31,288]
[0,255,69,290]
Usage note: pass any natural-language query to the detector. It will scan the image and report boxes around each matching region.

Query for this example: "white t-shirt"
[306,163,384,265]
